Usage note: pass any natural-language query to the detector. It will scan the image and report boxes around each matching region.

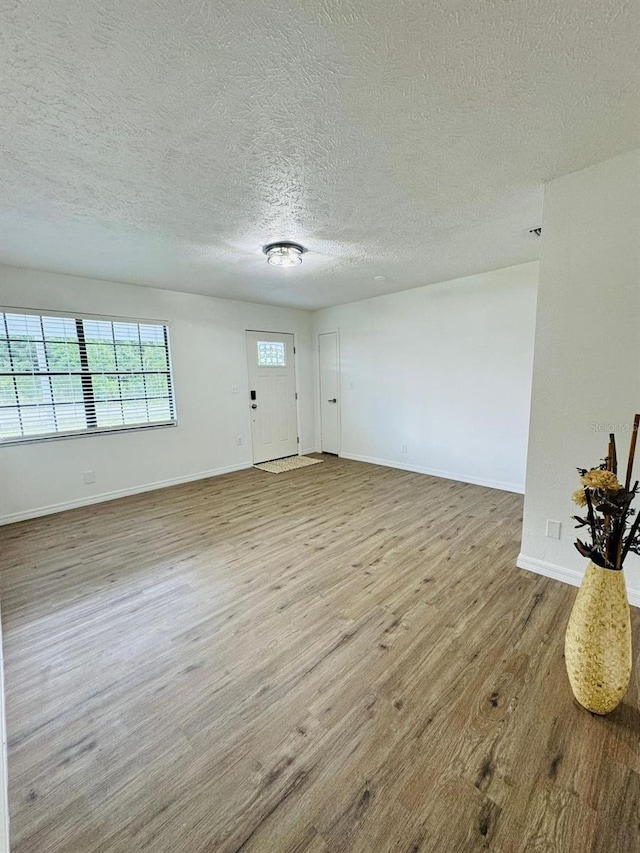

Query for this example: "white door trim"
[245,328,300,463]
[243,326,301,452]
[316,328,341,456]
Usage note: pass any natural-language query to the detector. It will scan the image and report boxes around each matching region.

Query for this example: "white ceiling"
[1,1,638,309]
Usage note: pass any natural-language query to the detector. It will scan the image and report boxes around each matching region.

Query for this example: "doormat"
[254,456,324,474]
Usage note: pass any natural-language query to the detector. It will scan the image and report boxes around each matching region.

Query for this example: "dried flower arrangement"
[572,414,640,570]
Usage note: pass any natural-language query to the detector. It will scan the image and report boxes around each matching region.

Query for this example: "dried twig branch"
[609,433,617,474]
[624,414,640,491]
[621,509,640,565]
[585,488,597,546]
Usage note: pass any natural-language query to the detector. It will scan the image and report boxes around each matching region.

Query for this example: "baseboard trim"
[517,553,640,608]
[339,452,524,494]
[0,462,253,526]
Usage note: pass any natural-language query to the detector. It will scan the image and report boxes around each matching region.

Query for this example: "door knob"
[251,403,258,409]
[328,398,337,403]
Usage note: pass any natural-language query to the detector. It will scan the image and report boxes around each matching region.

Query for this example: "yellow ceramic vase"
[565,561,632,715]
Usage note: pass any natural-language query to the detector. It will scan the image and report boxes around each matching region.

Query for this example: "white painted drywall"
[313,262,538,493]
[519,149,640,605]
[0,264,315,523]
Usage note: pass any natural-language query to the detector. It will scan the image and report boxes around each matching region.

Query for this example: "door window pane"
[257,341,286,367]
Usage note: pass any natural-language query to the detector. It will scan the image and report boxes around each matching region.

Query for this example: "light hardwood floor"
[1,455,639,852]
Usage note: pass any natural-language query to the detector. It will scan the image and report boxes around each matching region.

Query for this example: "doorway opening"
[246,330,299,464]
[318,331,340,455]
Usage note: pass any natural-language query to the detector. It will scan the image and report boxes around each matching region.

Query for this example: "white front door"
[319,332,340,454]
[246,331,298,463]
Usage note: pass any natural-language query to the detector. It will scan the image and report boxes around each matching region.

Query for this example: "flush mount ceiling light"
[263,242,304,267]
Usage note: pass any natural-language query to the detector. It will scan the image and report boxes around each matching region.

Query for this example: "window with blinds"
[0,312,176,443]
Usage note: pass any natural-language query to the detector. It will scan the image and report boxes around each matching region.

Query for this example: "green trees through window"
[0,313,176,441]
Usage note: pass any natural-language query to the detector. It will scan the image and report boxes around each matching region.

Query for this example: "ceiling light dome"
[264,242,304,267]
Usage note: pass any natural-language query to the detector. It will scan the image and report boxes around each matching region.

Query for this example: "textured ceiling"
[1,1,638,309]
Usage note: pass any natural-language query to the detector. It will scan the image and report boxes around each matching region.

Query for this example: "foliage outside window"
[0,312,176,443]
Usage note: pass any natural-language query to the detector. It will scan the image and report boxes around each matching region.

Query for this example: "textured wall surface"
[1,1,638,308]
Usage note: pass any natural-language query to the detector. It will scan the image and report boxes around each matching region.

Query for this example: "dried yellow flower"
[580,469,622,491]
[572,488,588,506]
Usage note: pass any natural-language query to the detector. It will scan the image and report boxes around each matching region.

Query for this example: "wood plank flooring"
[1,455,639,852]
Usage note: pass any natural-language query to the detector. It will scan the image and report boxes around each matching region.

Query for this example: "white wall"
[519,149,640,604]
[0,265,315,523]
[313,262,538,493]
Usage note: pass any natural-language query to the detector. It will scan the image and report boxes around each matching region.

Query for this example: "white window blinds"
[0,312,176,443]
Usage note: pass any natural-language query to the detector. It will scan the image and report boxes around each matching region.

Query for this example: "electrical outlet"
[236,435,243,446]
[231,384,240,394]
[401,444,407,454]
[546,519,562,539]
[83,470,95,485]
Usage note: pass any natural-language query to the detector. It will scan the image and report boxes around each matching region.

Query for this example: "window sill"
[0,421,178,447]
